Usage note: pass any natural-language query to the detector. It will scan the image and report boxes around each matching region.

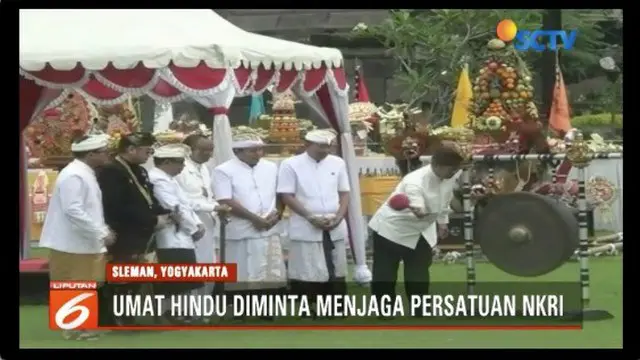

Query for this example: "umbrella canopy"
[19,9,348,125]
[20,9,342,71]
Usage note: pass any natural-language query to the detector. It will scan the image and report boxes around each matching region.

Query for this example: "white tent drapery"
[19,9,371,283]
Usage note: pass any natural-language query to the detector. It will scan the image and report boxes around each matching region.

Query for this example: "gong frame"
[421,152,622,321]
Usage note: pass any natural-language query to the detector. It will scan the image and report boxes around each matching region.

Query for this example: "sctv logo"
[496,19,577,52]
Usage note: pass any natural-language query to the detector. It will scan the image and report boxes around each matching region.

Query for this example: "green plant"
[571,113,622,128]
[352,10,542,124]
[352,10,610,124]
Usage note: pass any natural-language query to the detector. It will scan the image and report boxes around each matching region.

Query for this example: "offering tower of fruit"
[469,39,540,146]
[268,90,302,155]
[24,92,93,160]
[96,100,140,152]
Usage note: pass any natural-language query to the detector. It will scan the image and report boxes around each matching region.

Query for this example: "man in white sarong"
[148,144,205,324]
[176,134,227,297]
[277,129,350,301]
[369,146,463,304]
[40,134,114,340]
[213,134,287,320]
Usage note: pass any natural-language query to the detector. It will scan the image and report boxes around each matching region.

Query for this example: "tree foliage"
[354,9,612,125]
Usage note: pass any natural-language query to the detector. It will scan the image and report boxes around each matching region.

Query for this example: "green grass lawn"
[20,257,622,349]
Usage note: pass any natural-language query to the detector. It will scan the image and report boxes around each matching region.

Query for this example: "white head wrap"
[70,134,109,152]
[305,129,337,145]
[153,144,190,158]
[232,133,265,149]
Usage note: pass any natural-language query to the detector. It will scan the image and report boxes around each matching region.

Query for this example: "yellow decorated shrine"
[27,168,58,241]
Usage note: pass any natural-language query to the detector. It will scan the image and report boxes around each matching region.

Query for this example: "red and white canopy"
[19,9,347,124]
[19,9,370,283]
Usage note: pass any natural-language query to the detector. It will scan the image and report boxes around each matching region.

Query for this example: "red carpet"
[19,258,49,273]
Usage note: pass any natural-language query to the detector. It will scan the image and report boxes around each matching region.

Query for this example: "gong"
[475,192,579,277]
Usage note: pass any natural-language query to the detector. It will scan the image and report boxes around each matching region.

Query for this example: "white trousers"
[288,238,347,282]
[225,234,287,291]
[192,212,217,297]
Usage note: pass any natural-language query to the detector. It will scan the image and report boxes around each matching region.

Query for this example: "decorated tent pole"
[353,61,361,101]
[352,60,380,152]
[353,60,371,105]
[541,9,563,124]
[139,96,156,132]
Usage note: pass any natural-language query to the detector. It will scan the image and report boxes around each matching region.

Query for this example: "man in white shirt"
[369,146,464,304]
[40,134,114,340]
[148,143,205,324]
[277,129,350,302]
[176,134,227,297]
[213,134,287,319]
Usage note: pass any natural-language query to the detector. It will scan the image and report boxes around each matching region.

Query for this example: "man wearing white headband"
[40,134,113,340]
[213,134,286,320]
[177,134,229,300]
[369,145,463,311]
[277,129,350,306]
[148,143,205,324]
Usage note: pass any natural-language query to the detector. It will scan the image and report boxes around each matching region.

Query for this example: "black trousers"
[155,248,202,296]
[371,231,433,300]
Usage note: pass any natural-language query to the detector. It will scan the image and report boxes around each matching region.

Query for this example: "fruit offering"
[24,92,93,158]
[348,102,377,156]
[153,130,186,145]
[231,126,269,141]
[469,39,538,132]
[268,90,302,155]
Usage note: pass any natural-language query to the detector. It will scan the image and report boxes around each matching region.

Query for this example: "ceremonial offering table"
[359,175,400,216]
[27,168,59,242]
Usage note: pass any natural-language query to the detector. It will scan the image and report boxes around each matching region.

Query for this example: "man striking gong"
[369,146,464,304]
